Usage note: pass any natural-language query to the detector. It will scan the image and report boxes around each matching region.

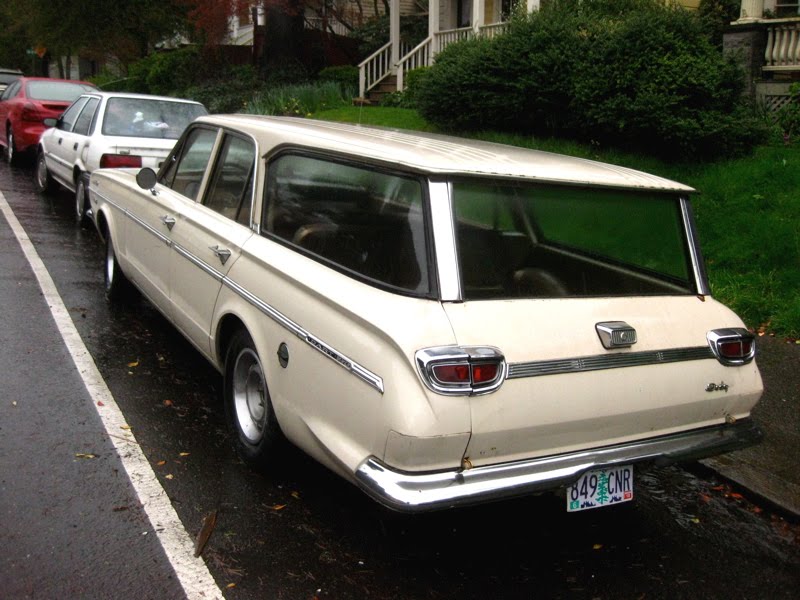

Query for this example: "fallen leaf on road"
[127,359,140,368]
[179,452,190,457]
[163,399,173,406]
[165,474,174,480]
[226,583,236,589]
[291,491,301,500]
[730,492,744,500]
[592,544,603,550]
[12,401,17,407]
[270,504,287,511]
[194,510,218,557]
[112,506,129,512]
[97,401,104,407]
[690,517,701,524]
[75,453,98,459]
[156,460,167,466]
[120,425,131,430]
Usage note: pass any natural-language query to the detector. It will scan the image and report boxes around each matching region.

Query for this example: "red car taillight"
[707,328,756,366]
[21,102,42,122]
[417,346,506,395]
[100,154,143,169]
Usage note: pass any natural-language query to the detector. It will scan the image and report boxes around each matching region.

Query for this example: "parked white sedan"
[88,116,763,513]
[35,91,207,222]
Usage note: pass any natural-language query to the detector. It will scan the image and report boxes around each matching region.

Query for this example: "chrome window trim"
[97,187,385,394]
[507,346,715,379]
[680,196,711,295]
[428,180,461,301]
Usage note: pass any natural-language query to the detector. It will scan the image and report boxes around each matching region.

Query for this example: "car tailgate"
[442,295,763,467]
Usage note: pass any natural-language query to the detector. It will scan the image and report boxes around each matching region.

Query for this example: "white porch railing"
[764,20,800,70]
[359,42,393,97]
[396,38,432,91]
[305,16,349,37]
[358,21,512,97]
[479,22,510,39]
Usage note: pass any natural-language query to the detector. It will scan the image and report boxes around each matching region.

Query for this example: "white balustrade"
[764,21,800,70]
[358,42,393,97]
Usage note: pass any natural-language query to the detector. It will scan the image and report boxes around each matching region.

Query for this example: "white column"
[527,0,541,13]
[472,0,485,32]
[430,0,441,56]
[738,0,764,22]
[391,0,401,68]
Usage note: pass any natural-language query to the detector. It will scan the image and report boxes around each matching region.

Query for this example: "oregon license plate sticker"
[567,465,634,512]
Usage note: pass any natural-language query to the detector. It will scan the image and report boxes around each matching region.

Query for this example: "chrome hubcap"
[232,348,266,444]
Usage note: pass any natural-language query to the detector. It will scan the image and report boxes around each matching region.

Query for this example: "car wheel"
[34,152,57,194]
[224,329,284,469]
[75,176,89,224]
[5,127,18,166]
[104,231,136,303]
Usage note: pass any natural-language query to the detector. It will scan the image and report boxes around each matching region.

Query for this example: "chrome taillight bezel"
[415,346,507,396]
[707,328,756,366]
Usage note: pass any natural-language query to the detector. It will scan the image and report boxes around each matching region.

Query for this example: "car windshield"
[26,81,95,101]
[451,179,696,299]
[102,98,208,140]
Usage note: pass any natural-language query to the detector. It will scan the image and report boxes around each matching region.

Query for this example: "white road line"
[0,193,224,600]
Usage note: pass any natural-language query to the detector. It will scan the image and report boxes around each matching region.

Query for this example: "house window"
[775,2,800,17]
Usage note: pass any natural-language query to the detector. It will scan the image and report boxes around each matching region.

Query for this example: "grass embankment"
[313,106,800,338]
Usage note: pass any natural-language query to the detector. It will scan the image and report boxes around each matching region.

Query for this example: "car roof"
[79,91,205,105]
[198,115,695,193]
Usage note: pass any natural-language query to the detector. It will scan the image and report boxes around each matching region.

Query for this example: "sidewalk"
[701,334,800,517]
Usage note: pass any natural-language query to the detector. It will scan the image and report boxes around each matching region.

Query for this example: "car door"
[46,96,91,186]
[166,131,256,356]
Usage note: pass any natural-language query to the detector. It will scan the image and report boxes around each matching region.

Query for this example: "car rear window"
[264,154,432,296]
[26,81,95,101]
[451,179,695,299]
[102,98,208,140]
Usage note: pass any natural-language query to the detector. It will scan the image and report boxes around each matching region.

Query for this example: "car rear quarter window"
[452,180,695,299]
[203,134,255,226]
[159,127,218,201]
[59,97,90,132]
[72,97,100,136]
[263,154,431,295]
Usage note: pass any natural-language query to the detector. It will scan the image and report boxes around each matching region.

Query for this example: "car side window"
[72,97,100,136]
[59,97,90,132]
[203,134,255,226]
[263,154,431,295]
[159,127,218,201]
[1,81,20,100]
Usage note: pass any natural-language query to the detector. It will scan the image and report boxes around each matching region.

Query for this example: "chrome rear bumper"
[355,419,762,513]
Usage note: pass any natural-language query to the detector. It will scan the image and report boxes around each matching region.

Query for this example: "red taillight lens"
[432,364,470,383]
[472,363,500,384]
[21,102,41,122]
[707,328,755,366]
[417,346,506,395]
[719,339,752,359]
[100,154,143,169]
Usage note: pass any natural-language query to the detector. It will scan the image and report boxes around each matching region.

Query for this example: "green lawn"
[313,107,800,338]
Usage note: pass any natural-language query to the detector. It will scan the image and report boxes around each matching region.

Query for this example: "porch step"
[367,75,398,104]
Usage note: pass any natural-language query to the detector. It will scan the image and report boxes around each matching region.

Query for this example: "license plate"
[567,465,634,512]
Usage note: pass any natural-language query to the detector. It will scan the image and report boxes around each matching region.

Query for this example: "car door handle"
[57,138,62,145]
[160,215,176,231]
[73,143,78,151]
[209,245,231,265]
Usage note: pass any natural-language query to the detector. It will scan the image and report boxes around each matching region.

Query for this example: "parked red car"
[0,77,96,165]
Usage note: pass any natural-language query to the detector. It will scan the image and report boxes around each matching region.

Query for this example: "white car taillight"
[707,328,756,366]
[416,346,506,396]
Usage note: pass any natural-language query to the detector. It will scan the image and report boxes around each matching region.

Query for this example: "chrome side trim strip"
[507,346,714,379]
[355,419,762,512]
[681,196,711,295]
[222,278,385,394]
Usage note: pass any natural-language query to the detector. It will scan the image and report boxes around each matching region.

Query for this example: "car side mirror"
[136,167,158,191]
[43,117,58,128]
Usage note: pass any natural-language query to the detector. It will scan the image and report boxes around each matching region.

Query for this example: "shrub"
[775,83,800,143]
[128,47,206,96]
[415,0,766,159]
[317,65,358,95]
[244,81,352,116]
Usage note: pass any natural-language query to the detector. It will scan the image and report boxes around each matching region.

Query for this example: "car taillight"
[417,346,506,395]
[100,154,143,169]
[21,102,41,122]
[707,328,756,366]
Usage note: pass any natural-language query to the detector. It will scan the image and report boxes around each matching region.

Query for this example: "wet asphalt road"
[1,159,798,600]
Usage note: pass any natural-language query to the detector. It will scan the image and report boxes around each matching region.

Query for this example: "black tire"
[5,127,18,166]
[75,175,89,224]
[224,329,284,469]
[34,152,57,194]
[104,231,137,303]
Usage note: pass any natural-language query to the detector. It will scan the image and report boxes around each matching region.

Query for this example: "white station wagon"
[88,116,763,513]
